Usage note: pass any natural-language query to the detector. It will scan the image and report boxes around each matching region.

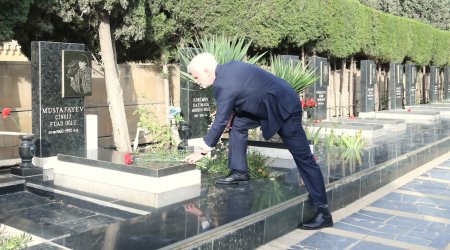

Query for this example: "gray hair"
[187,52,218,73]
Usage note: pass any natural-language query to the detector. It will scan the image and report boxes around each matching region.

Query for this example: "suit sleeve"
[203,86,236,147]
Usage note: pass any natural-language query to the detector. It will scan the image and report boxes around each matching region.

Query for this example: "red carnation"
[2,107,11,118]
[124,152,133,165]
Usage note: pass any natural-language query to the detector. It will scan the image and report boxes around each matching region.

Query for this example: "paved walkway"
[258,152,450,250]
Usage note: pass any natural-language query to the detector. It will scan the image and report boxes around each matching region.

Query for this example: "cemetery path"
[258,151,450,250]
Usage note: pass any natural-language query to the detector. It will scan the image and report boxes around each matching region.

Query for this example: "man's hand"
[184,151,206,164]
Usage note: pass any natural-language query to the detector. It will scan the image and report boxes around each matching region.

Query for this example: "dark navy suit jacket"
[204,61,302,147]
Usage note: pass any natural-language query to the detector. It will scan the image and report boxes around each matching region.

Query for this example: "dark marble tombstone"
[389,63,403,110]
[429,66,440,103]
[444,67,450,101]
[31,42,86,160]
[405,64,417,106]
[360,60,376,112]
[307,56,329,120]
[179,48,212,139]
[280,55,299,64]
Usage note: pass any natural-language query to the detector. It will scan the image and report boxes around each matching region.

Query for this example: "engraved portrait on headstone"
[62,50,92,97]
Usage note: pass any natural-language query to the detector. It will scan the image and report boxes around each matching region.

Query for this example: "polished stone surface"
[1,108,450,249]
[31,41,86,158]
[58,148,195,177]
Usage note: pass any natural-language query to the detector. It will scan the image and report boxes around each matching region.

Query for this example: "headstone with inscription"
[179,48,212,139]
[389,63,403,110]
[429,66,440,103]
[32,41,87,163]
[444,67,450,101]
[405,64,417,106]
[360,60,376,112]
[307,56,329,120]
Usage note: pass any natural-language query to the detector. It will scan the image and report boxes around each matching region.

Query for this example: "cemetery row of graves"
[0,39,449,249]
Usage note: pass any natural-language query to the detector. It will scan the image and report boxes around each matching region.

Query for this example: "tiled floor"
[260,154,450,250]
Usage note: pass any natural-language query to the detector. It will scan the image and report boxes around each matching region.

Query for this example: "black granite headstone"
[429,66,440,103]
[179,48,212,139]
[280,55,299,65]
[31,42,86,158]
[405,64,416,106]
[389,63,403,110]
[360,60,376,112]
[307,56,329,120]
[444,67,450,101]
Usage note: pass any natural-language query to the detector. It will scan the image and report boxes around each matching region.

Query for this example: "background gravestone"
[389,63,403,110]
[405,64,417,106]
[429,66,440,103]
[307,56,329,120]
[32,41,86,159]
[179,48,212,139]
[444,67,450,101]
[360,60,376,112]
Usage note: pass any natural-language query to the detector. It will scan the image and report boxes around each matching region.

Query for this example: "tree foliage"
[359,0,450,31]
[0,0,33,42]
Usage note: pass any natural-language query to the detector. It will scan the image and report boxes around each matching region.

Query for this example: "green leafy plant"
[179,35,266,84]
[196,141,272,179]
[270,56,318,94]
[0,229,31,250]
[132,107,177,150]
[333,130,366,150]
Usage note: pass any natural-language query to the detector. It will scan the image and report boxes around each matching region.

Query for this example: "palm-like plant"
[179,35,266,83]
[270,56,318,94]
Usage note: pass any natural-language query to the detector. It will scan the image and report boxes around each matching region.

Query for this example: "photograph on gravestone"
[179,48,212,139]
[360,60,376,112]
[32,42,86,158]
[444,67,450,100]
[62,50,92,97]
[429,66,440,103]
[405,64,416,106]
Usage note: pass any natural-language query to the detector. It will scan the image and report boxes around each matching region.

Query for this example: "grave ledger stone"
[429,66,440,103]
[389,63,403,110]
[307,56,329,120]
[32,41,87,162]
[179,48,212,139]
[405,64,416,106]
[444,67,450,101]
[360,60,376,112]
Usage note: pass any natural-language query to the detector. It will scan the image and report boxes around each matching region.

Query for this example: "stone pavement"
[258,152,450,250]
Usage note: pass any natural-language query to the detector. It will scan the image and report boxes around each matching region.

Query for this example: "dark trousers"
[228,111,328,206]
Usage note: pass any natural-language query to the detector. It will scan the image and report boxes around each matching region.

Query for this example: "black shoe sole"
[215,180,250,185]
[297,222,333,230]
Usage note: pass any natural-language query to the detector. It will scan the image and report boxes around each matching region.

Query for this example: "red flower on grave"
[124,152,133,165]
[300,98,318,109]
[2,107,11,118]
[407,108,412,112]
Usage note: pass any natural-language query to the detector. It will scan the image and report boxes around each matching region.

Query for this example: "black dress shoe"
[298,208,333,230]
[216,172,250,185]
